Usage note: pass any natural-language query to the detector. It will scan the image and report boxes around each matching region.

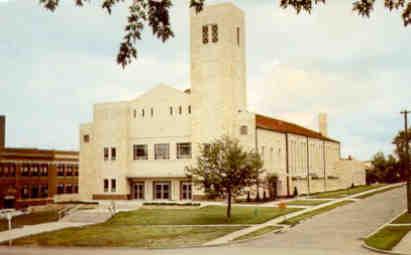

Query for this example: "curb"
[229,225,287,244]
[362,242,411,255]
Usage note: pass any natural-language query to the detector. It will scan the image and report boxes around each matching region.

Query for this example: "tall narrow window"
[169,106,173,115]
[236,27,240,46]
[150,107,154,117]
[141,109,145,117]
[83,134,90,143]
[111,179,116,192]
[212,24,218,43]
[202,25,209,44]
[104,147,109,161]
[178,106,182,115]
[133,109,136,118]
[240,125,248,135]
[104,179,109,193]
[111,147,116,161]
[188,105,191,114]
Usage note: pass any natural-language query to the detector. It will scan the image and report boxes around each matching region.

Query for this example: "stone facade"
[79,3,365,202]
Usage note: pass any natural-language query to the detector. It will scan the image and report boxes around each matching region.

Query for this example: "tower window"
[237,27,240,46]
[169,106,173,115]
[141,109,145,117]
[150,107,154,117]
[188,105,191,114]
[83,134,90,143]
[240,125,248,135]
[178,106,182,115]
[212,24,218,43]
[133,109,136,118]
[202,25,209,44]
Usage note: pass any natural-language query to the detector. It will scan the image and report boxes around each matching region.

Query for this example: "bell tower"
[190,3,246,148]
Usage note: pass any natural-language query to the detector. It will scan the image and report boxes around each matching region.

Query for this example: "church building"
[79,3,365,201]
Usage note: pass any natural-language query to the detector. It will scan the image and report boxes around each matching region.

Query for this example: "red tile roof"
[255,114,340,143]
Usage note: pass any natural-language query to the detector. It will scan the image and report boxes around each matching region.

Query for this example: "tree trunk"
[227,191,232,219]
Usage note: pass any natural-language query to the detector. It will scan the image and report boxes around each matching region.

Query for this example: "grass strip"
[8,225,244,248]
[392,212,411,224]
[311,184,386,199]
[234,226,281,241]
[357,186,401,199]
[0,210,59,232]
[286,200,329,206]
[280,200,353,226]
[108,205,301,225]
[365,226,411,250]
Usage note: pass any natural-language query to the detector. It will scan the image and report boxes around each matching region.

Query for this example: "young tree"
[185,136,263,218]
[38,0,410,68]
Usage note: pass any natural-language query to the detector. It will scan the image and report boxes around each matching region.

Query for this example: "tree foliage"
[367,151,402,184]
[392,127,411,180]
[185,136,263,218]
[38,0,410,68]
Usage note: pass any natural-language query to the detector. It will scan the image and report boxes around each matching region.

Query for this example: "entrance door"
[132,182,145,200]
[154,182,170,200]
[3,196,15,209]
[181,182,192,200]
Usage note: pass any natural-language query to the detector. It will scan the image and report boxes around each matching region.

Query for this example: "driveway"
[0,186,406,255]
[235,185,407,254]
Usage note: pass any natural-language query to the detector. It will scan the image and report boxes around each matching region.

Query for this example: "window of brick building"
[66,165,73,176]
[57,184,65,194]
[22,165,30,176]
[57,165,65,177]
[40,185,48,198]
[74,184,79,193]
[31,185,39,198]
[66,184,73,194]
[31,165,39,177]
[21,185,29,199]
[41,165,48,176]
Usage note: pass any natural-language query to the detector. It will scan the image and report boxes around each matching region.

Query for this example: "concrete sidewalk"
[0,221,89,243]
[393,230,411,254]
[204,183,404,246]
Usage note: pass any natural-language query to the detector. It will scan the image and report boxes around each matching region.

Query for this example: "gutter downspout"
[285,133,290,197]
[306,137,310,196]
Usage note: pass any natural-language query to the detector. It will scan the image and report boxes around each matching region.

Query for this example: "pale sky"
[1,0,410,160]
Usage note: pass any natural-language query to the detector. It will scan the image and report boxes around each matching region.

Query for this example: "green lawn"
[311,184,386,199]
[392,212,411,224]
[357,186,401,199]
[10,225,244,248]
[286,200,329,206]
[108,205,301,225]
[365,226,411,250]
[280,200,354,226]
[0,210,59,232]
[234,226,281,241]
[9,206,300,248]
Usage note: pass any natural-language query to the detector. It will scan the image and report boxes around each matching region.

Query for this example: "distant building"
[79,3,365,202]
[0,116,79,209]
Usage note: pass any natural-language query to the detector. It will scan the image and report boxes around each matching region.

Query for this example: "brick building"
[0,115,79,209]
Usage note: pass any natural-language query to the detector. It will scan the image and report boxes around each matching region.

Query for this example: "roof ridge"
[255,113,339,143]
